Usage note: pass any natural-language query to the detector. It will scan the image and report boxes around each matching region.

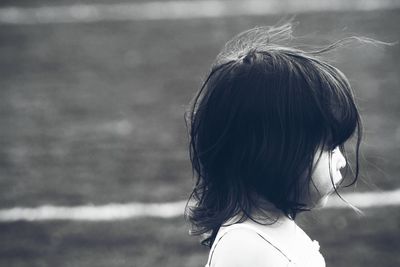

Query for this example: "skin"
[211,228,289,267]
[309,146,347,207]
[211,147,347,266]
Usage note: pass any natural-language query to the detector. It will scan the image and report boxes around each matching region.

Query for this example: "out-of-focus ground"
[0,207,399,267]
[0,9,399,207]
[0,1,399,267]
[0,0,162,7]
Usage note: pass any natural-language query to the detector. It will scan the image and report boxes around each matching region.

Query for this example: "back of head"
[186,23,371,247]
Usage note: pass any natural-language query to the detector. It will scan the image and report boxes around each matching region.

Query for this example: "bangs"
[311,61,362,150]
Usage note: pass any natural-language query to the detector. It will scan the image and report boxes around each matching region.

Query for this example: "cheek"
[307,176,333,208]
[308,156,335,203]
[311,171,332,195]
[312,159,331,187]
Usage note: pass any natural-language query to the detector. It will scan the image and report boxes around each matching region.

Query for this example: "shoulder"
[211,227,290,267]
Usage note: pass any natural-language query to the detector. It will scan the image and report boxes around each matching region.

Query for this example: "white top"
[204,221,325,267]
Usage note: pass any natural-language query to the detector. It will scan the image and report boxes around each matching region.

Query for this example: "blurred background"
[0,0,399,266]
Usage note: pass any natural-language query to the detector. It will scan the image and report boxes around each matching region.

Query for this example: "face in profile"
[308,146,347,208]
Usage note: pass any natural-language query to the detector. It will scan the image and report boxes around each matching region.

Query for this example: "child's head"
[185,24,363,246]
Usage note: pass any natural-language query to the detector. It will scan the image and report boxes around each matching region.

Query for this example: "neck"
[222,206,293,227]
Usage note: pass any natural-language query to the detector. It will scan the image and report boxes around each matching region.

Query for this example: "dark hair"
[185,24,367,248]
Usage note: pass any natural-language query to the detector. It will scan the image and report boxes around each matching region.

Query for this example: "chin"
[316,195,330,208]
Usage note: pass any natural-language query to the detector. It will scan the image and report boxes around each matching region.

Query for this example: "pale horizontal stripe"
[0,201,187,222]
[0,0,400,25]
[0,190,399,221]
[325,188,400,209]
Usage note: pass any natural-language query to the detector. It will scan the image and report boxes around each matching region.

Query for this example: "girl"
[185,24,365,267]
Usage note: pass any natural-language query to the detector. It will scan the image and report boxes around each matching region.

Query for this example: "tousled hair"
[185,23,376,248]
